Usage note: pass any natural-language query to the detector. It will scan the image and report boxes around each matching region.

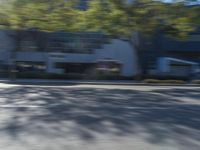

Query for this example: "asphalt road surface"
[0,83,199,150]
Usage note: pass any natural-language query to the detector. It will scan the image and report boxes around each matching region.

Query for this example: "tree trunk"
[129,33,143,81]
[9,30,19,81]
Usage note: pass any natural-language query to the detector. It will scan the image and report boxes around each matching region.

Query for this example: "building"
[0,29,200,78]
[0,30,138,77]
[76,0,200,77]
[138,29,200,77]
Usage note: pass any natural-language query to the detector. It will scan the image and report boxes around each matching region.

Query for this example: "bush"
[87,68,122,80]
[143,75,189,81]
[143,79,160,84]
[110,68,120,75]
[16,72,84,80]
[161,80,186,84]
[16,71,134,80]
[143,79,186,84]
[192,80,200,84]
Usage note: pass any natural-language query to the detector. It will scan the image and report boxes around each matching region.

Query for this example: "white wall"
[46,40,139,76]
[95,39,138,76]
[157,58,170,73]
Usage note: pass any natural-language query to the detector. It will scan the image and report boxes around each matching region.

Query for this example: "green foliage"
[82,0,131,36]
[84,0,200,38]
[0,0,199,38]
[0,0,80,32]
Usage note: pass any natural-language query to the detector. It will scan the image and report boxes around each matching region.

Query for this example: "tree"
[82,0,200,76]
[0,0,81,79]
[83,0,199,38]
[0,0,199,78]
[0,0,81,31]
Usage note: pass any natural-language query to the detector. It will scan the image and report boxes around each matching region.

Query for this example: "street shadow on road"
[0,86,199,147]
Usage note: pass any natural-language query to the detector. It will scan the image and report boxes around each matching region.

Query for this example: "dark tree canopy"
[0,0,199,38]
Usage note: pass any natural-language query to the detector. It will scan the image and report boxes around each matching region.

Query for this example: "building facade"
[137,29,200,77]
[0,30,138,77]
[0,28,200,78]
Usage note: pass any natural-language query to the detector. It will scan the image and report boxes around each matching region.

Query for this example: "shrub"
[16,72,84,80]
[143,79,161,83]
[16,71,134,80]
[161,80,186,84]
[110,68,120,75]
[192,80,200,84]
[143,79,186,84]
[143,75,189,81]
[88,69,121,80]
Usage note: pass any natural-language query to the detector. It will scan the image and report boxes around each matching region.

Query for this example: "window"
[47,32,108,54]
[188,35,200,41]
[20,40,38,51]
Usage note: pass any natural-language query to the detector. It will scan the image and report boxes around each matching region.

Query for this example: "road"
[0,83,199,150]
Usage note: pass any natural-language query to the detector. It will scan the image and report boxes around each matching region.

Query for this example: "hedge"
[143,79,186,84]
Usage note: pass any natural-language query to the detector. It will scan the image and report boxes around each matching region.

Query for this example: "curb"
[0,79,200,86]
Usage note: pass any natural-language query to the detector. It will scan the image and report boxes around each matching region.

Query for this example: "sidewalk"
[0,78,199,86]
[0,79,137,85]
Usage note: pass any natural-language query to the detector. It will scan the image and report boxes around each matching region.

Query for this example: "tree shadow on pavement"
[0,86,199,147]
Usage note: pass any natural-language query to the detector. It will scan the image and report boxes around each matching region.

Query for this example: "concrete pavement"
[0,83,199,150]
[1,79,200,86]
